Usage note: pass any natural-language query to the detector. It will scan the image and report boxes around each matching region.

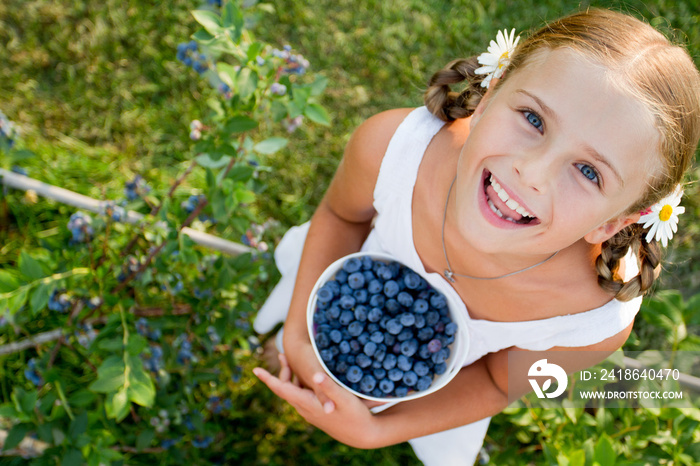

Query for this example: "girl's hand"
[253,354,382,449]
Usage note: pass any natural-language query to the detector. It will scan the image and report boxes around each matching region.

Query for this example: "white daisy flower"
[475,29,521,88]
[637,186,685,247]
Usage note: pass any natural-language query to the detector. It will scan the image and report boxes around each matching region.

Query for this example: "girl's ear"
[584,213,641,244]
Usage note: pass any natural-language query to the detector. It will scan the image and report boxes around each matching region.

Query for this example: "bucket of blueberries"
[307,252,469,403]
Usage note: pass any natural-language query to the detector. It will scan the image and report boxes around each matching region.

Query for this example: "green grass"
[1,0,699,464]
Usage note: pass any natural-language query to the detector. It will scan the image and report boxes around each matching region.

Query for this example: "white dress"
[254,107,642,465]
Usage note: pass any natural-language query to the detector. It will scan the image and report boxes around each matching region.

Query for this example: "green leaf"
[191,10,222,36]
[594,434,616,466]
[97,338,124,352]
[19,251,45,280]
[89,356,125,393]
[125,354,155,407]
[30,282,51,315]
[216,62,238,88]
[136,429,155,451]
[7,287,28,315]
[69,410,88,438]
[18,390,37,415]
[192,29,214,43]
[254,137,288,155]
[2,423,31,451]
[225,164,255,182]
[310,75,329,96]
[221,1,244,39]
[304,103,331,126]
[568,449,586,466]
[0,403,18,418]
[108,388,129,422]
[61,447,84,466]
[237,68,258,101]
[224,115,259,134]
[126,334,148,356]
[0,270,20,292]
[195,153,231,169]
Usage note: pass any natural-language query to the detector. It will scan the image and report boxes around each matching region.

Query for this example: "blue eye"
[576,163,600,185]
[524,111,543,131]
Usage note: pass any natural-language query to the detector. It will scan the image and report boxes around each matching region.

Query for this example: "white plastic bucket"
[307,252,469,403]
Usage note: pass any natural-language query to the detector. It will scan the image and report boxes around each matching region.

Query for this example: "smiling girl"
[252,8,700,465]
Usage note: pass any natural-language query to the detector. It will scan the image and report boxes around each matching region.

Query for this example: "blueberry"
[336,361,349,374]
[396,328,413,342]
[430,293,447,309]
[320,349,333,362]
[348,321,364,337]
[417,327,435,341]
[384,334,396,346]
[384,280,399,298]
[400,339,419,357]
[353,289,369,303]
[427,339,443,353]
[339,340,351,354]
[354,305,368,322]
[367,322,380,333]
[379,379,395,394]
[370,331,384,344]
[361,256,374,271]
[414,314,426,328]
[356,353,372,368]
[339,295,356,309]
[403,272,422,289]
[369,293,385,308]
[445,322,458,336]
[315,332,330,349]
[357,331,370,345]
[348,272,366,290]
[377,266,393,280]
[317,285,334,304]
[403,371,418,386]
[382,354,397,370]
[335,269,349,283]
[329,329,342,343]
[388,368,404,382]
[340,284,353,296]
[368,279,383,295]
[326,305,341,320]
[363,270,376,283]
[432,348,449,364]
[373,368,387,380]
[385,299,400,313]
[386,319,403,335]
[346,365,363,383]
[426,311,440,326]
[349,340,361,353]
[397,291,414,308]
[342,258,362,273]
[414,361,430,376]
[359,375,377,393]
[399,313,415,327]
[416,376,432,391]
[397,355,413,371]
[413,299,429,314]
[364,341,377,357]
[339,310,354,325]
[368,307,383,322]
[434,362,447,375]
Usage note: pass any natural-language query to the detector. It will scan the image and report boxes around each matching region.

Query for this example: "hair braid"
[596,224,662,301]
[424,57,486,122]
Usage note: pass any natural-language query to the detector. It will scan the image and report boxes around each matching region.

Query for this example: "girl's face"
[455,48,662,256]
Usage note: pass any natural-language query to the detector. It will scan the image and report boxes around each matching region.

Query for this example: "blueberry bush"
[1,0,699,465]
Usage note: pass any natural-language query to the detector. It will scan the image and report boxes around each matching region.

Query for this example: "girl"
[253,8,700,465]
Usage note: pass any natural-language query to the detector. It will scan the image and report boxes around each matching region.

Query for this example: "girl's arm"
[280,108,414,388]
[255,321,633,449]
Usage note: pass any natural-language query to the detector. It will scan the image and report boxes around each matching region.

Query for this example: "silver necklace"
[441,175,559,282]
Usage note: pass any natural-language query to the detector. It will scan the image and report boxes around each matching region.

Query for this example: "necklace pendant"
[444,269,456,283]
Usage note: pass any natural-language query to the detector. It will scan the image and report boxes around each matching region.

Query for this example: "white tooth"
[506,199,519,210]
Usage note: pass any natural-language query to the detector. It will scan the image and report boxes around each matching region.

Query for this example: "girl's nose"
[512,150,553,194]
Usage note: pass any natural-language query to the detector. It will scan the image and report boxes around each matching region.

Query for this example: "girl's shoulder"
[344,107,415,170]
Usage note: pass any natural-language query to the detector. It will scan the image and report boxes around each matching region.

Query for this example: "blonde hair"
[425,8,700,301]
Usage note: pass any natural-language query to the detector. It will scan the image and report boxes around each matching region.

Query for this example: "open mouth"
[483,171,539,225]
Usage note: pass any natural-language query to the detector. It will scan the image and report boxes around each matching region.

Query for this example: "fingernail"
[252,368,262,378]
[323,401,335,414]
[313,372,324,384]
